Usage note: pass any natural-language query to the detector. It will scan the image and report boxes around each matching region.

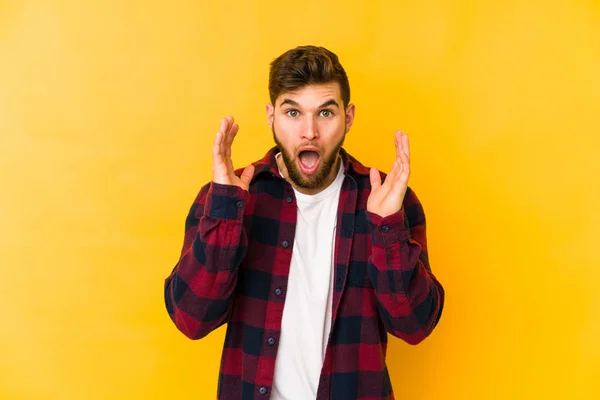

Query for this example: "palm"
[367,131,411,218]
[212,116,254,191]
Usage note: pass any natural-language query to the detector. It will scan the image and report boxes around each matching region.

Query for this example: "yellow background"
[1,0,599,399]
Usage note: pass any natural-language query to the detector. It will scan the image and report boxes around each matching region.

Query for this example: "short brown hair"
[268,45,350,108]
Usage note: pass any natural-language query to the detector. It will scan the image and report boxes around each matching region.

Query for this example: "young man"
[164,45,445,400]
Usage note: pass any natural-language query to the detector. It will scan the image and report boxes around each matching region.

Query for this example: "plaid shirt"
[164,146,445,400]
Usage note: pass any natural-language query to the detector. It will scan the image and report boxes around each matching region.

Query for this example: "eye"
[320,109,333,117]
[286,109,299,117]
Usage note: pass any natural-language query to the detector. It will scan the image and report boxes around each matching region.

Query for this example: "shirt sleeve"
[365,187,445,345]
[164,181,249,340]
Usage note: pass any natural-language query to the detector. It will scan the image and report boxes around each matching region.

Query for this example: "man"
[164,45,445,400]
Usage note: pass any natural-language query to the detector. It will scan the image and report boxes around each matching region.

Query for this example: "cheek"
[275,120,299,141]
[320,119,345,138]
[278,117,299,131]
[274,121,296,151]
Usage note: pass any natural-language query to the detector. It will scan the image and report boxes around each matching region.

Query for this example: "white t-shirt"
[271,154,345,400]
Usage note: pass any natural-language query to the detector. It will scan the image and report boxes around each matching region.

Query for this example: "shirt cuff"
[365,208,410,246]
[204,182,248,220]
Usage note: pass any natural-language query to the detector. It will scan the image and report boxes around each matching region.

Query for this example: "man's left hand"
[367,130,411,218]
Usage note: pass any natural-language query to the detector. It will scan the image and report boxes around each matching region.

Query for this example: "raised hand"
[212,116,255,191]
[367,130,411,218]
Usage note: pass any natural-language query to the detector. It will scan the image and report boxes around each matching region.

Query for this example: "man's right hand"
[212,116,255,191]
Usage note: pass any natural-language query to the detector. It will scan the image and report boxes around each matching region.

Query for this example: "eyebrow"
[279,98,340,109]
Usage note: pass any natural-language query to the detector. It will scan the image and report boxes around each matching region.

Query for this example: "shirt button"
[259,387,267,395]
[274,288,283,296]
[286,196,293,203]
[381,225,390,232]
[281,240,289,248]
[267,337,276,345]
[235,200,244,209]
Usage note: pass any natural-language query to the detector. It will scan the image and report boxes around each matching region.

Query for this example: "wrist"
[365,208,409,246]
[204,182,248,219]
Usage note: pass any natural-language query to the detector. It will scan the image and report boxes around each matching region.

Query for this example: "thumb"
[369,167,381,191]
[240,165,255,187]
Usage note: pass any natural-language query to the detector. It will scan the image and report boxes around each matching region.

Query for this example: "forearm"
[164,182,249,339]
[366,208,445,344]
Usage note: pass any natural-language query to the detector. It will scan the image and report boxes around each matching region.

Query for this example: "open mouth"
[297,149,321,174]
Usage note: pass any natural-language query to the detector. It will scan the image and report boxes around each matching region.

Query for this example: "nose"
[301,118,318,140]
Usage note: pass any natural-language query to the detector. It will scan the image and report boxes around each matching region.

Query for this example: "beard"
[272,125,346,190]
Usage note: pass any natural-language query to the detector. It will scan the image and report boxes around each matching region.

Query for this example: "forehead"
[276,82,342,107]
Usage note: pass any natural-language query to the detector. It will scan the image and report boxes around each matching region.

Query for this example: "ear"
[266,103,275,127]
[345,103,355,133]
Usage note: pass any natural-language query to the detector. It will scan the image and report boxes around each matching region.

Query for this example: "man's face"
[267,82,355,192]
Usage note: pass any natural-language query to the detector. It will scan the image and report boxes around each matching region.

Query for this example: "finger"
[212,130,226,176]
[214,118,232,175]
[369,167,381,191]
[219,117,236,174]
[212,130,223,159]
[218,117,228,158]
[398,134,410,177]
[224,116,235,145]
[400,150,410,179]
[393,153,410,191]
[224,122,238,173]
[225,123,239,159]
[223,116,237,160]
[226,123,239,146]
[240,164,255,187]
[222,117,233,155]
[385,159,400,185]
[400,146,410,168]
[394,130,402,160]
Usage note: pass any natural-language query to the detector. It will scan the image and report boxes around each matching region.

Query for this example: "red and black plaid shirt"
[164,146,445,399]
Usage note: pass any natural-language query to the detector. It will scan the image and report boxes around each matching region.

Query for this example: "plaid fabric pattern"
[164,146,445,399]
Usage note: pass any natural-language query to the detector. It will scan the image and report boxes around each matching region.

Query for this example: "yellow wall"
[1,0,599,398]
